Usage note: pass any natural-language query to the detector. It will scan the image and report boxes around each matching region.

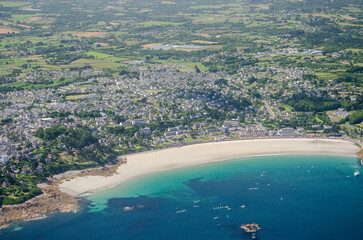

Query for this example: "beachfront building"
[221,126,230,134]
[278,128,298,137]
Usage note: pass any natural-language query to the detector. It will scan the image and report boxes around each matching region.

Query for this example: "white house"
[0,155,9,165]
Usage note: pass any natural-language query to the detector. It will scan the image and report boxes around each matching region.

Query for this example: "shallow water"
[2,155,363,240]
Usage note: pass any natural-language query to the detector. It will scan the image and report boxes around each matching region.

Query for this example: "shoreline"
[0,158,125,229]
[59,138,359,197]
[0,137,360,229]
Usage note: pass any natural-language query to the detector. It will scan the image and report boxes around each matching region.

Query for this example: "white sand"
[59,138,359,196]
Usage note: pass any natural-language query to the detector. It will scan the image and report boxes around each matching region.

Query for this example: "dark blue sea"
[2,155,363,240]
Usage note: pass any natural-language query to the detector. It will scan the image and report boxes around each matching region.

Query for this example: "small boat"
[354,170,360,177]
[176,209,187,214]
[213,206,225,210]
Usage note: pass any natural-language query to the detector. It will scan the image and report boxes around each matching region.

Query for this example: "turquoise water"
[2,155,363,240]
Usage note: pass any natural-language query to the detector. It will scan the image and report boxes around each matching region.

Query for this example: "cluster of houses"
[19,69,103,83]
[0,59,361,166]
[220,120,300,137]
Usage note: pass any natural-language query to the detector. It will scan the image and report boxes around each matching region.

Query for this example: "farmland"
[0,0,361,84]
[0,0,362,208]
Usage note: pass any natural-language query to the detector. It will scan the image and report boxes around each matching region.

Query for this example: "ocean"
[2,155,363,240]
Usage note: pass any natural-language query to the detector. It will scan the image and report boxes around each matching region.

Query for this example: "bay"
[2,155,363,240]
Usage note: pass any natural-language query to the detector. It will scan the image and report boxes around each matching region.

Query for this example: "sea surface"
[2,155,363,240]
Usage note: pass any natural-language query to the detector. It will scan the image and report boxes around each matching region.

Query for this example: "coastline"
[0,158,125,229]
[0,138,360,229]
[59,138,359,197]
[0,179,79,230]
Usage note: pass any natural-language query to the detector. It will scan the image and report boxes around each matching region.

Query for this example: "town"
[0,0,361,207]
[1,59,361,162]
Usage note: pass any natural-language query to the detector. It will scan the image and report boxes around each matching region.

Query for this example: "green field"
[137,21,183,27]
[0,1,31,7]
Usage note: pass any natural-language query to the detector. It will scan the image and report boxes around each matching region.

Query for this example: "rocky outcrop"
[0,157,127,228]
[241,223,260,233]
[0,184,79,228]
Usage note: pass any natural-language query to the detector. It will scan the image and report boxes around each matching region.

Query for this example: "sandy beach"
[59,138,359,196]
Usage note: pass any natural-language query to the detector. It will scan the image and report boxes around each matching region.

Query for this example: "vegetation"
[0,0,361,206]
[285,94,341,112]
[0,125,117,206]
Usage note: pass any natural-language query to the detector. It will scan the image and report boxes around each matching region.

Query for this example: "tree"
[248,76,257,84]
[348,111,363,125]
[214,78,227,86]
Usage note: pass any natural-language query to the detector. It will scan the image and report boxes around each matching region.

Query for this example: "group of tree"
[339,110,363,125]
[285,94,341,112]
[35,125,98,150]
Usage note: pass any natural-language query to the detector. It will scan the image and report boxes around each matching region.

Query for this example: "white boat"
[354,170,360,177]
[176,209,187,214]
